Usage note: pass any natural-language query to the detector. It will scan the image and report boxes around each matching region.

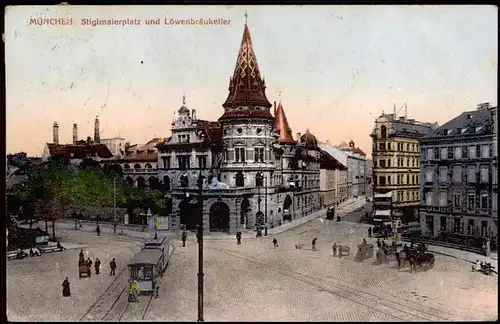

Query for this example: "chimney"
[53,122,59,144]
[87,136,92,144]
[72,123,78,144]
[477,102,490,110]
[94,116,100,143]
[274,101,277,116]
[191,109,197,121]
[297,132,301,140]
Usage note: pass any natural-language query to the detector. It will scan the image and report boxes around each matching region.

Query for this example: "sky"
[5,5,498,157]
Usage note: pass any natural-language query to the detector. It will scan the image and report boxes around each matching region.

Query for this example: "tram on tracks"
[128,235,169,295]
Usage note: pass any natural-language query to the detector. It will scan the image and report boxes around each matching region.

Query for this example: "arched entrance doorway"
[179,200,197,230]
[283,195,292,221]
[209,202,230,233]
[240,198,250,229]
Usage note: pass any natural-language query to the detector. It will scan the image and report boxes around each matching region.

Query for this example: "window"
[453,166,462,183]
[254,147,264,162]
[380,125,387,138]
[468,193,475,209]
[379,143,386,151]
[439,192,447,206]
[412,144,415,151]
[453,193,461,207]
[180,174,189,187]
[481,166,489,183]
[439,167,447,183]
[387,143,391,150]
[481,194,489,209]
[161,157,171,169]
[406,192,410,201]
[425,191,433,206]
[425,168,433,182]
[379,159,386,168]
[440,217,447,231]
[434,149,439,160]
[387,176,391,185]
[235,172,244,187]
[397,174,401,184]
[387,159,391,167]
[406,144,410,151]
[186,134,190,143]
[440,147,447,160]
[255,174,264,187]
[454,147,462,159]
[467,166,476,183]
[427,148,433,160]
[235,147,246,162]
[177,156,189,170]
[454,217,461,233]
[468,219,475,235]
[481,145,489,158]
[462,146,468,159]
[378,176,386,186]
[197,156,207,169]
[447,147,454,159]
[469,145,476,159]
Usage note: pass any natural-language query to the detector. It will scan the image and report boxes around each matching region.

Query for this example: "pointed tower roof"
[221,21,272,114]
[273,102,295,143]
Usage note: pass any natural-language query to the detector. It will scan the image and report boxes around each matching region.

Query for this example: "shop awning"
[374,210,390,216]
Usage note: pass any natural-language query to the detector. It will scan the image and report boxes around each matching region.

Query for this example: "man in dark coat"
[272,238,278,248]
[86,258,93,276]
[62,277,71,297]
[312,238,318,251]
[236,231,242,245]
[94,258,101,275]
[96,225,101,236]
[79,250,85,264]
[110,258,117,276]
[368,227,372,238]
[181,230,187,247]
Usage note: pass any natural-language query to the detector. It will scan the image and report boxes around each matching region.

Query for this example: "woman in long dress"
[62,277,71,297]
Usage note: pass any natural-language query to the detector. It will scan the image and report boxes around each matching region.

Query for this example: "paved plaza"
[7,230,143,322]
[7,200,498,322]
[148,217,498,322]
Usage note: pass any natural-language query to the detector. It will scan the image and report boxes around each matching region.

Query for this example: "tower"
[73,123,78,144]
[219,17,275,189]
[94,116,100,143]
[53,122,59,145]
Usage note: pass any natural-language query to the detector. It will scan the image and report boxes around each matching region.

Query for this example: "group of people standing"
[62,250,117,297]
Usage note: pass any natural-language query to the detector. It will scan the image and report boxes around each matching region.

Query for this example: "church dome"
[300,129,318,148]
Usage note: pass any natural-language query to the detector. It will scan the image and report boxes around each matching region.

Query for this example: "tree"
[7,152,28,168]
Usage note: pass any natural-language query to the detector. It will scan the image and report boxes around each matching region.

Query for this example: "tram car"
[127,235,169,295]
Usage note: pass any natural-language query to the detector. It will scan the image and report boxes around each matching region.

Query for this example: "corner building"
[159,22,322,234]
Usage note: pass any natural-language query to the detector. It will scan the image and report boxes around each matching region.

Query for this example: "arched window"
[123,164,130,169]
[180,174,189,188]
[235,172,244,187]
[163,175,171,191]
[381,125,387,138]
[145,163,152,169]
[134,163,141,169]
[255,173,263,187]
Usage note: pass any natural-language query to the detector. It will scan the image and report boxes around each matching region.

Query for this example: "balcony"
[123,168,156,174]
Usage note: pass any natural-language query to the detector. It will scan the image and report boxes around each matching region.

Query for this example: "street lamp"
[264,174,268,236]
[256,172,263,236]
[196,131,205,322]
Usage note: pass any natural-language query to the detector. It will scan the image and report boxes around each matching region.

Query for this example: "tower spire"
[279,91,282,103]
[182,94,186,105]
[221,20,272,115]
[273,101,295,143]
[244,11,248,24]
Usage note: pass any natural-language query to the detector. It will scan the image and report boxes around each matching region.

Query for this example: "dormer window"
[461,128,467,134]
[475,126,483,133]
[447,129,453,135]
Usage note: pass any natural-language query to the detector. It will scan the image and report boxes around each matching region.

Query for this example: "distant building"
[365,159,373,197]
[337,141,367,198]
[370,109,438,225]
[101,137,126,158]
[318,142,349,206]
[419,103,497,244]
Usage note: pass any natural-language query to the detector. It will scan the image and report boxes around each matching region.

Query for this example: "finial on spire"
[182,94,186,105]
[244,11,248,24]
[279,91,282,103]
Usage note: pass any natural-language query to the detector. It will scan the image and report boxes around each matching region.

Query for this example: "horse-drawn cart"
[79,261,91,278]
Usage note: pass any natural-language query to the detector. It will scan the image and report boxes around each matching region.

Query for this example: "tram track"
[206,246,455,322]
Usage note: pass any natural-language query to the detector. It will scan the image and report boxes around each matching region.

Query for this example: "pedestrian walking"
[86,258,93,276]
[110,258,117,276]
[181,230,187,247]
[338,245,343,259]
[113,223,117,235]
[272,238,278,248]
[79,249,85,264]
[377,238,381,249]
[94,258,101,275]
[368,227,372,238]
[312,238,318,251]
[62,277,71,297]
[236,231,242,245]
[96,225,100,236]
[332,243,337,257]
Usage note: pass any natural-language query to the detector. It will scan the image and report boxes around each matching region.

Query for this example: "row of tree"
[6,154,167,239]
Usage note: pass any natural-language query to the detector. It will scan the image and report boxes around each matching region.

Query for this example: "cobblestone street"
[7,230,143,322]
[147,214,498,322]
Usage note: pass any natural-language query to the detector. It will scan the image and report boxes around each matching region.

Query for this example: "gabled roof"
[196,120,222,146]
[122,138,166,162]
[46,143,113,159]
[426,106,495,138]
[319,149,348,170]
[317,143,348,167]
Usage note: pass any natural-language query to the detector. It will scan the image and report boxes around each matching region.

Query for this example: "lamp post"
[154,213,158,240]
[264,175,268,236]
[256,172,263,236]
[196,132,205,322]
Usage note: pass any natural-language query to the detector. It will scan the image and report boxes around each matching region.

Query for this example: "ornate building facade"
[157,22,322,234]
